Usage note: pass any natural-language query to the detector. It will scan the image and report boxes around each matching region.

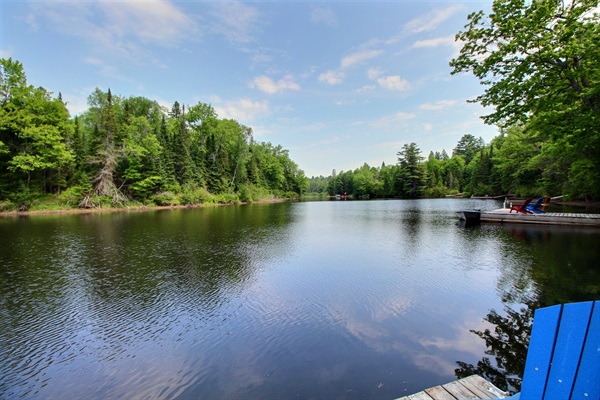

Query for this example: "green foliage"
[422,184,448,198]
[213,192,241,204]
[238,183,270,202]
[91,194,118,208]
[451,0,600,126]
[566,159,600,200]
[453,134,484,165]
[0,199,14,211]
[130,176,162,200]
[57,185,92,208]
[397,143,426,197]
[312,0,599,201]
[8,185,42,210]
[0,58,307,210]
[178,182,213,205]
[0,58,29,106]
[450,0,600,199]
[148,191,180,206]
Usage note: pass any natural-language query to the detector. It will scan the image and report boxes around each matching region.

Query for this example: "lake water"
[1,199,599,399]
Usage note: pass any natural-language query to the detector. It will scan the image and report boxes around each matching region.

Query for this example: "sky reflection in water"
[0,199,598,399]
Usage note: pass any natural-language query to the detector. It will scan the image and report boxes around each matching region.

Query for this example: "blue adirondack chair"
[524,196,550,214]
[524,197,545,214]
[509,300,599,399]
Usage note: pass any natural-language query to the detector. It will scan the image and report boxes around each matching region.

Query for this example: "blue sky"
[1,0,498,178]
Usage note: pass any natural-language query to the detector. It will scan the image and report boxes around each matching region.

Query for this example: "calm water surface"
[1,199,599,399]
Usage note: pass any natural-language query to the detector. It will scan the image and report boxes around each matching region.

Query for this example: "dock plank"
[458,379,492,399]
[406,392,435,400]
[395,375,508,400]
[443,380,479,398]
[460,375,509,398]
[425,386,454,399]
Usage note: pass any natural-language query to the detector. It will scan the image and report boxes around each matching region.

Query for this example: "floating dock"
[395,375,509,400]
[480,209,600,227]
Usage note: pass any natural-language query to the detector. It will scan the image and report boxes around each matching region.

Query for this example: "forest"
[0,58,308,212]
[310,0,600,201]
[2,0,598,210]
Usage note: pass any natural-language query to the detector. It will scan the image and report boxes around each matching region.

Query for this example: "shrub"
[0,200,15,212]
[58,186,93,208]
[423,185,448,198]
[8,187,42,211]
[179,182,213,205]
[130,176,162,201]
[214,192,240,204]
[150,191,180,206]
[237,184,270,202]
[93,195,116,208]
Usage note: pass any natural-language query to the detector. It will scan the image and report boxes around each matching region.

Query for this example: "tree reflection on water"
[455,304,536,394]
[456,223,600,394]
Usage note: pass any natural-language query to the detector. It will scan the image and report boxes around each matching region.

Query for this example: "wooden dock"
[480,209,600,227]
[395,375,509,400]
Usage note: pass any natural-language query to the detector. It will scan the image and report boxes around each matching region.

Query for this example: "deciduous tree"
[451,0,600,198]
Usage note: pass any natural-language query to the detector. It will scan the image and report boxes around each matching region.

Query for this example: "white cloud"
[83,57,122,79]
[100,0,197,46]
[423,123,433,131]
[419,99,460,110]
[304,122,328,131]
[412,35,463,57]
[340,49,383,69]
[319,70,345,85]
[28,0,198,63]
[250,75,300,94]
[310,6,338,27]
[209,1,261,43]
[372,111,416,129]
[213,98,270,123]
[377,75,411,91]
[404,5,465,34]
[356,85,377,93]
[317,50,381,86]
[23,12,38,31]
[295,136,350,150]
[412,35,455,49]
[252,53,272,64]
[367,67,383,79]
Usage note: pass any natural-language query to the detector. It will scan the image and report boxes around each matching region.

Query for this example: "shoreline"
[2,198,599,218]
[0,198,289,218]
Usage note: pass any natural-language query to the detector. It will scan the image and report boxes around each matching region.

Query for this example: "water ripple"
[1,201,598,399]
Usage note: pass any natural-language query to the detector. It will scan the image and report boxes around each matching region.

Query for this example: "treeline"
[311,0,600,201]
[310,128,598,200]
[0,58,308,211]
[308,137,478,198]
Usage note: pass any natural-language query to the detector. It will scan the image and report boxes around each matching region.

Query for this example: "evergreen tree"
[453,134,484,165]
[396,142,425,197]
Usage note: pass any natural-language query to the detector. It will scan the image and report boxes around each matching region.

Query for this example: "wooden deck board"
[395,375,509,400]
[406,392,435,400]
[459,375,506,398]
[425,386,454,399]
[458,380,492,399]
[443,380,480,398]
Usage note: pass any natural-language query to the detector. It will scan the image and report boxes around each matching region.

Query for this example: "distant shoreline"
[0,198,289,218]
[2,197,599,218]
